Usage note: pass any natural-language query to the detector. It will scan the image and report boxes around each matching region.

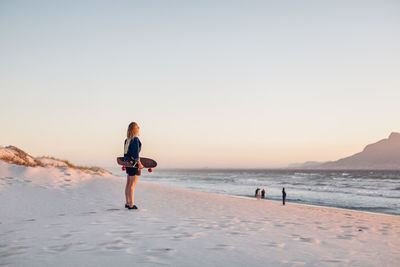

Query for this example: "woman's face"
[133,125,140,136]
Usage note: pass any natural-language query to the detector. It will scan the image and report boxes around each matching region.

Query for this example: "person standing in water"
[261,189,265,199]
[124,122,144,210]
[282,188,286,205]
[255,188,260,197]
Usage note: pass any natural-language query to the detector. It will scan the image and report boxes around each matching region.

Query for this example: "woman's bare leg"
[125,175,130,205]
[126,175,134,205]
[130,175,139,206]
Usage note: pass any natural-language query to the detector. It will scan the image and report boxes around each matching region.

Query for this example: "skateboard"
[117,157,157,172]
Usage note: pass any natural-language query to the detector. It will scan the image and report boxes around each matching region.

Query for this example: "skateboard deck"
[117,157,157,168]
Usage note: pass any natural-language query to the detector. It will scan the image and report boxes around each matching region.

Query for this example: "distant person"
[255,188,260,198]
[261,189,265,199]
[282,188,286,205]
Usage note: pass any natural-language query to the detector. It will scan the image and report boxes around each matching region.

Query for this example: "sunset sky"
[1,1,399,169]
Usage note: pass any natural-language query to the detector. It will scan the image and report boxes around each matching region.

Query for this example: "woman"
[124,122,144,210]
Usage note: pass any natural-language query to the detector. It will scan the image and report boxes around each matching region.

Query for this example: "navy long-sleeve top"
[124,137,142,162]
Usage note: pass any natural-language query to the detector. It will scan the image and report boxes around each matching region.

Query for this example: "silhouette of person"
[261,189,265,199]
[255,188,260,197]
[282,188,286,205]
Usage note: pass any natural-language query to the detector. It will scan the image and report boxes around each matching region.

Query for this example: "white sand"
[1,161,399,266]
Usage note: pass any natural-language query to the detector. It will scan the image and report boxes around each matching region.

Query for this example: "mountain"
[0,145,111,175]
[289,132,400,170]
[287,161,325,169]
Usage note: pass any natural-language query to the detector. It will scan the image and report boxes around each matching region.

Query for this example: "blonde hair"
[124,122,139,154]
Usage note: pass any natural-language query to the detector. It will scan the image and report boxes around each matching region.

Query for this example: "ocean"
[116,169,400,216]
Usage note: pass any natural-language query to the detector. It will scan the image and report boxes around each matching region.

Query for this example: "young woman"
[124,122,144,209]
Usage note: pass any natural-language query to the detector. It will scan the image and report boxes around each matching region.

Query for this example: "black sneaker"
[128,205,138,210]
[125,204,129,208]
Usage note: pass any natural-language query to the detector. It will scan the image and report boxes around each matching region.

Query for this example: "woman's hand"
[138,161,144,169]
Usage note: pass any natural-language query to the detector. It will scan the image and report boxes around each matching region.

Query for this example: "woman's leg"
[126,175,134,205]
[125,175,130,205]
[130,175,139,206]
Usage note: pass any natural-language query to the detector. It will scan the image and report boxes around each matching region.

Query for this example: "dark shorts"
[126,167,141,176]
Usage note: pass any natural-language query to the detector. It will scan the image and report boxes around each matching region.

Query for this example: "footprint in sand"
[284,222,302,226]
[44,242,84,253]
[379,230,389,236]
[280,260,306,266]
[99,239,126,251]
[105,208,121,212]
[162,225,178,231]
[79,211,97,216]
[208,244,235,251]
[292,235,320,244]
[144,250,176,265]
[336,234,355,240]
[321,259,347,264]
[171,231,203,241]
[263,242,286,248]
[145,247,176,256]
[230,231,248,236]
[58,233,73,239]
[108,229,135,235]
[0,245,29,258]
[300,237,320,243]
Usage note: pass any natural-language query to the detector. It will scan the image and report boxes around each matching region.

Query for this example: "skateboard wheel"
[148,168,152,173]
[122,167,126,171]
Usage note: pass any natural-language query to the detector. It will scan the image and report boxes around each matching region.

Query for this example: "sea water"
[117,169,400,216]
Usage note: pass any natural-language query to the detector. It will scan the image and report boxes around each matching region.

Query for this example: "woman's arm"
[129,137,140,162]
[130,138,144,169]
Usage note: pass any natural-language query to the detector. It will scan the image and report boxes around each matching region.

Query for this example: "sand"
[0,161,399,266]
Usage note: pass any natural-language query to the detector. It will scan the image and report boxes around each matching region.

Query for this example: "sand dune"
[0,161,399,266]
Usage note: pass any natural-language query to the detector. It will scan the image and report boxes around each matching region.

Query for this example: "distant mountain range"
[0,145,110,175]
[288,132,400,170]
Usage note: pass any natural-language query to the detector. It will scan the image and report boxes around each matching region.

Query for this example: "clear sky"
[1,0,399,169]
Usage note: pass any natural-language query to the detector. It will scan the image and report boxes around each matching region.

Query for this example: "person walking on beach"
[124,122,144,210]
[261,189,265,199]
[282,188,286,205]
[255,188,260,197]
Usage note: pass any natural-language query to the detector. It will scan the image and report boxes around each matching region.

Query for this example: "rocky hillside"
[290,132,400,170]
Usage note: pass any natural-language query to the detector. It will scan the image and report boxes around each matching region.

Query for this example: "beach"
[1,162,399,266]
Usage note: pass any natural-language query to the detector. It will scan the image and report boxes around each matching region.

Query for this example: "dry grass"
[1,146,110,175]
[38,156,111,175]
[0,146,44,167]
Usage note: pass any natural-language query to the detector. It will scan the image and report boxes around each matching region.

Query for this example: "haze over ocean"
[1,1,400,168]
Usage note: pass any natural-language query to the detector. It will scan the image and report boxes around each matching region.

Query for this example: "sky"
[1,0,399,169]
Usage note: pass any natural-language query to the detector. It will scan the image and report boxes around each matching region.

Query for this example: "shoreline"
[134,168,400,217]
[143,180,400,219]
